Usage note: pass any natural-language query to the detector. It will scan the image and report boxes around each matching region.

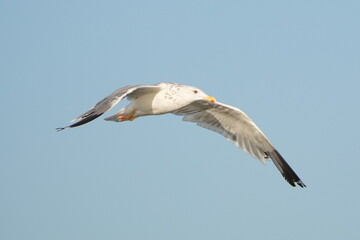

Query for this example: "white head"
[175,84,217,105]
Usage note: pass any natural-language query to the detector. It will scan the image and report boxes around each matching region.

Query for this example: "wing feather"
[56,84,161,131]
[182,102,271,162]
[180,101,305,187]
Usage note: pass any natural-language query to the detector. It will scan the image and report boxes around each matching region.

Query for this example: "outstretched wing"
[176,101,305,187]
[56,84,161,131]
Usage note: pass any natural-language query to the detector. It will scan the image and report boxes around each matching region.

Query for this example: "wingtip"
[56,126,70,132]
[288,180,306,188]
[286,173,306,188]
[284,174,306,188]
[267,150,306,188]
[296,180,306,188]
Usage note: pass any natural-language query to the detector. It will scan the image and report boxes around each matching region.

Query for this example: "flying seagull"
[57,83,305,187]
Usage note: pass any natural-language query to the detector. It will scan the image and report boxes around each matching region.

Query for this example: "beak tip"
[204,96,217,103]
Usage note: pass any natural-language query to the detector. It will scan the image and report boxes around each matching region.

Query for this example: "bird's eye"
[193,90,198,94]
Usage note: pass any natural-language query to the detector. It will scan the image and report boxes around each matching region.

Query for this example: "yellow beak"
[204,96,217,103]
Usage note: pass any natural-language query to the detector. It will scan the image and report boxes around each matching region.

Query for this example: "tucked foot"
[117,110,138,122]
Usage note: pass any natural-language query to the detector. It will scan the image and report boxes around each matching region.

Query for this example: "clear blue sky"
[1,1,359,239]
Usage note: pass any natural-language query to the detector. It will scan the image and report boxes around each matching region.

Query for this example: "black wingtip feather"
[68,113,103,128]
[267,150,306,188]
[56,112,104,131]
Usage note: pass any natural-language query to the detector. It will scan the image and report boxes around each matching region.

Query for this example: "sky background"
[1,0,360,239]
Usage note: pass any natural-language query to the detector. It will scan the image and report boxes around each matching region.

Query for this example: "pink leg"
[117,110,138,122]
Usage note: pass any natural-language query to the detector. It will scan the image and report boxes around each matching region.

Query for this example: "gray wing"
[176,101,305,187]
[56,84,161,131]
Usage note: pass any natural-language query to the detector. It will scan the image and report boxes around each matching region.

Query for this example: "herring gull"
[57,83,306,187]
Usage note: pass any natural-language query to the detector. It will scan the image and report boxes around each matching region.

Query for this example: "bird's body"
[105,83,211,120]
[57,83,306,187]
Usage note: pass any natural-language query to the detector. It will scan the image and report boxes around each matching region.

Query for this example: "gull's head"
[179,85,216,102]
